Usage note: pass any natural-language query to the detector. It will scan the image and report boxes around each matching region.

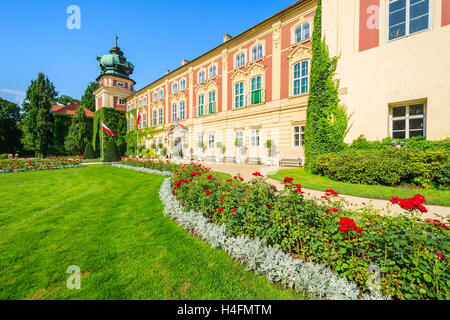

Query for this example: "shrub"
[434,161,450,189]
[350,135,450,152]
[83,143,96,160]
[118,158,450,300]
[313,148,448,188]
[103,139,120,162]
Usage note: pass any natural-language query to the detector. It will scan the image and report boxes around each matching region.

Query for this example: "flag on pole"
[136,110,141,131]
[102,122,116,137]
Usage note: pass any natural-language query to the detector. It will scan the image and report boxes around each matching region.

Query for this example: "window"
[251,130,260,147]
[251,44,264,61]
[198,70,206,83]
[208,134,215,149]
[235,131,243,147]
[198,94,205,116]
[208,91,216,114]
[180,101,186,120]
[293,60,309,95]
[143,113,147,128]
[294,22,311,43]
[118,98,126,105]
[294,126,305,147]
[172,103,177,122]
[391,103,426,139]
[158,108,163,125]
[153,110,157,126]
[159,89,164,99]
[388,0,431,41]
[117,81,125,88]
[251,76,262,105]
[235,52,246,68]
[198,135,204,148]
[209,65,217,78]
[234,82,245,108]
[172,82,178,94]
[180,79,186,90]
[153,92,157,102]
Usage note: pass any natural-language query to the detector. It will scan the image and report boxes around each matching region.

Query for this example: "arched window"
[198,70,206,83]
[235,52,246,68]
[172,82,178,93]
[159,89,164,99]
[153,92,157,102]
[180,79,186,90]
[251,44,264,61]
[294,22,311,43]
[293,60,310,95]
[209,65,217,78]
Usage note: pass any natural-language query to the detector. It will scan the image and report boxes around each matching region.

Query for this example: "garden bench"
[246,157,262,165]
[224,156,236,163]
[279,158,303,167]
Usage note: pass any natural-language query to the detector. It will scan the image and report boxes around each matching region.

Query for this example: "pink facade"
[443,0,450,27]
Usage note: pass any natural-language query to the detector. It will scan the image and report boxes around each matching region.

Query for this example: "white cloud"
[1,88,26,104]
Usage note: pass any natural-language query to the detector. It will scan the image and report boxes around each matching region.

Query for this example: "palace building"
[95,0,450,164]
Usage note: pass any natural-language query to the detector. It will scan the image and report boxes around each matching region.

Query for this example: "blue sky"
[0,0,295,105]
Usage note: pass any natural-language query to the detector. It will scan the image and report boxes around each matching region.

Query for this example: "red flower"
[226,179,233,183]
[266,203,271,208]
[339,217,356,230]
[207,175,212,180]
[218,207,224,213]
[205,189,211,196]
[252,172,262,177]
[220,197,225,202]
[339,225,349,233]
[232,208,237,213]
[284,177,294,184]
[325,189,338,197]
[355,227,363,234]
[436,253,446,260]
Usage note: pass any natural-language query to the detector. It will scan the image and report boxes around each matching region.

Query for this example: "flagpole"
[101,122,104,160]
[136,107,139,156]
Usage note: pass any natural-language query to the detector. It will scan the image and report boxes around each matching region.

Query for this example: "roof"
[128,0,310,99]
[51,102,94,117]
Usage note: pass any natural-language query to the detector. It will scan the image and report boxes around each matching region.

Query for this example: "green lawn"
[268,169,450,207]
[0,166,306,300]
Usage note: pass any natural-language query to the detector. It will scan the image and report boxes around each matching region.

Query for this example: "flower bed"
[0,158,82,173]
[118,158,449,300]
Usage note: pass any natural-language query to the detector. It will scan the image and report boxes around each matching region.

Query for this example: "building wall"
[323,0,450,141]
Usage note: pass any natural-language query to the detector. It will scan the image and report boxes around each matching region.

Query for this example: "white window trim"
[293,125,305,147]
[208,64,218,79]
[172,103,178,122]
[158,108,163,125]
[180,78,187,91]
[172,82,178,94]
[389,102,427,139]
[180,101,186,120]
[234,81,245,109]
[386,0,433,42]
[250,129,260,148]
[251,43,265,61]
[234,51,247,68]
[292,21,312,44]
[198,70,206,83]
[292,60,310,96]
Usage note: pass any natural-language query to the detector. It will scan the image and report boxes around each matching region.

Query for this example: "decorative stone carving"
[287,45,312,63]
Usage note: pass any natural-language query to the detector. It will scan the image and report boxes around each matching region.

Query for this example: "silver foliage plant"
[115,164,389,300]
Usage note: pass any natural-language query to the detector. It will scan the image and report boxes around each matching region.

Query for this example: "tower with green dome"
[94,36,135,112]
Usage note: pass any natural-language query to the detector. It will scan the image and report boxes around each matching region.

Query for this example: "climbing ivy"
[304,0,349,168]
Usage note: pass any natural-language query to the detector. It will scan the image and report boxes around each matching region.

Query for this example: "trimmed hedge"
[104,139,120,162]
[350,135,450,153]
[83,142,96,160]
[312,148,449,188]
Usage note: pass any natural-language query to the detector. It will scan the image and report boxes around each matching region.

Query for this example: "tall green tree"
[55,95,80,106]
[64,106,91,155]
[304,0,348,168]
[0,98,22,154]
[21,73,58,157]
[81,82,99,112]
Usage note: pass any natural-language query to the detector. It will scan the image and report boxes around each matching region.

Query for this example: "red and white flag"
[136,110,141,131]
[102,122,116,137]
